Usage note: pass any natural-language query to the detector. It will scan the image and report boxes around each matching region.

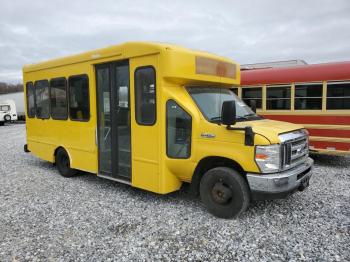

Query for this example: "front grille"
[280,130,309,171]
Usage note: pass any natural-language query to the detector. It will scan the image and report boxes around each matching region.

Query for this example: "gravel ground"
[0,124,349,261]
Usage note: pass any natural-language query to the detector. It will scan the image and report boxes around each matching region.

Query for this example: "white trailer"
[0,92,25,120]
[0,99,18,126]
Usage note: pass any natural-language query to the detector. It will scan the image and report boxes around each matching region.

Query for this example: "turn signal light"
[255,153,268,160]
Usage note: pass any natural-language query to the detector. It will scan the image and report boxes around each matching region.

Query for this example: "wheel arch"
[53,146,71,164]
[190,156,246,197]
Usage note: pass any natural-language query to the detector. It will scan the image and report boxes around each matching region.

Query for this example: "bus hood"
[239,119,304,144]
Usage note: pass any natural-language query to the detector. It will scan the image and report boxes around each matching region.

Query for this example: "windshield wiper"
[236,116,248,120]
[210,116,222,122]
[243,113,256,117]
[211,116,249,122]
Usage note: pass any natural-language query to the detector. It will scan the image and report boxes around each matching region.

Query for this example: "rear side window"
[327,82,350,110]
[35,80,50,119]
[242,87,262,109]
[166,100,192,159]
[267,85,291,110]
[69,75,90,121]
[50,78,68,120]
[26,82,35,118]
[295,83,323,110]
[135,67,156,125]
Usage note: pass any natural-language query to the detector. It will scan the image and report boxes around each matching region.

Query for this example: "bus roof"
[241,61,350,85]
[23,41,239,85]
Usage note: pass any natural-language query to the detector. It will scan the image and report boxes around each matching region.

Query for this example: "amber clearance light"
[195,56,236,79]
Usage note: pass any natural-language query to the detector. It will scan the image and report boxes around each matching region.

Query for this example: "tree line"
[0,82,24,94]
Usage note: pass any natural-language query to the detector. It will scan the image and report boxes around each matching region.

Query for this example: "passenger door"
[130,56,160,192]
[96,60,131,181]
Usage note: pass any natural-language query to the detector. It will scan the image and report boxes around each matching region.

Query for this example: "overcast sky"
[1,0,349,83]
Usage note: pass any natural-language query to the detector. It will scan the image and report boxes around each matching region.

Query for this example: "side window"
[0,105,10,111]
[35,80,50,119]
[50,78,68,120]
[166,100,192,159]
[327,82,350,110]
[295,83,323,110]
[266,85,291,110]
[242,87,262,109]
[69,75,90,121]
[26,82,35,118]
[135,67,156,125]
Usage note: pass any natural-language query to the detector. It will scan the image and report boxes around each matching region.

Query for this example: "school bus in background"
[238,61,350,156]
[23,42,313,218]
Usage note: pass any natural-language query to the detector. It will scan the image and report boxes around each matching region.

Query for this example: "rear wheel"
[55,148,77,177]
[4,115,11,122]
[200,167,250,218]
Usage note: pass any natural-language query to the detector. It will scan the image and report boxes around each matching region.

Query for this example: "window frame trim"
[68,74,90,122]
[34,79,50,119]
[26,81,35,118]
[134,65,157,126]
[242,85,264,110]
[50,77,68,120]
[293,82,323,110]
[326,80,350,110]
[266,84,292,110]
[166,99,192,159]
[241,86,263,110]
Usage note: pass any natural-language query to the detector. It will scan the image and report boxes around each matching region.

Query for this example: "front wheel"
[200,167,250,218]
[55,148,77,177]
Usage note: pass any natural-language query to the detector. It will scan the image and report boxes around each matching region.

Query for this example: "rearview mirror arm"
[226,126,255,146]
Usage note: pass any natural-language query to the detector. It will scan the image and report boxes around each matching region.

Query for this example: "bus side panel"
[129,55,161,193]
[27,139,56,162]
[24,62,98,174]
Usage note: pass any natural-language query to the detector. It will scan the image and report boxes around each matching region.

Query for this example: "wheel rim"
[211,181,233,205]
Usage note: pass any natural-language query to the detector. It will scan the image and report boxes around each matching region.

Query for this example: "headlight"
[255,144,281,173]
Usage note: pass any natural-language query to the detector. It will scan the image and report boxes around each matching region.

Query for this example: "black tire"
[4,115,11,122]
[55,148,77,177]
[200,167,250,219]
[0,121,4,126]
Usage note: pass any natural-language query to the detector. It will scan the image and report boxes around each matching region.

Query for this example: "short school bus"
[23,42,313,218]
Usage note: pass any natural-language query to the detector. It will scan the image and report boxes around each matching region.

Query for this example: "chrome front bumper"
[247,157,313,200]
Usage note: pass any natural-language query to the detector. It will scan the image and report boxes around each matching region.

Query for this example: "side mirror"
[250,100,257,113]
[221,100,236,126]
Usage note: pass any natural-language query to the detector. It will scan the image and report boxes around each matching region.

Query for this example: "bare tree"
[0,82,24,94]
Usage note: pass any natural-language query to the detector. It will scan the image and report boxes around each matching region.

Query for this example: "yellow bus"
[23,42,313,218]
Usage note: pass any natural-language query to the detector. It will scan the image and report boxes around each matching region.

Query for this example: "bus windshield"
[188,87,261,123]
